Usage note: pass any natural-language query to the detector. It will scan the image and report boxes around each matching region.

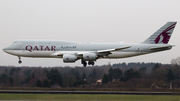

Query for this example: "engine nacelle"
[83,53,97,61]
[63,54,77,63]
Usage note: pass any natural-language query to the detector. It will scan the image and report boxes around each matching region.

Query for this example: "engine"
[63,54,77,63]
[83,53,97,61]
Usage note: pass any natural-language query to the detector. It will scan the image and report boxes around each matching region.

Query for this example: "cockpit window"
[13,41,18,44]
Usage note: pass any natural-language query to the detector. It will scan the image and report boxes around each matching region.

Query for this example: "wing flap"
[97,46,131,53]
[51,51,90,56]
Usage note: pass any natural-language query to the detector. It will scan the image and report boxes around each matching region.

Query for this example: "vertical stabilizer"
[143,22,177,44]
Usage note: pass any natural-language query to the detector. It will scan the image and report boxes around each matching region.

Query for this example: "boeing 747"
[3,22,177,67]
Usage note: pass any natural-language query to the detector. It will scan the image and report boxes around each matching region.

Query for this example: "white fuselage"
[3,40,172,59]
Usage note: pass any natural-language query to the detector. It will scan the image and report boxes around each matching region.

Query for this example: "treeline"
[0,62,179,89]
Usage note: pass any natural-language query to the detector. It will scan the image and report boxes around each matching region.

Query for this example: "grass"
[1,87,180,92]
[0,94,180,101]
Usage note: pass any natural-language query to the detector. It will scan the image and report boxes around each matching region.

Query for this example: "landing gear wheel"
[88,61,95,66]
[18,57,22,64]
[92,62,94,66]
[82,61,87,67]
[83,62,87,67]
[88,61,91,65]
[18,60,22,64]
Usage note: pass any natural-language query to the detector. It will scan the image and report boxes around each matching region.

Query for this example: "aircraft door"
[22,47,25,52]
[136,48,143,54]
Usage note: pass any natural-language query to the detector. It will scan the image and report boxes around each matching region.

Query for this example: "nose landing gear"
[18,57,22,64]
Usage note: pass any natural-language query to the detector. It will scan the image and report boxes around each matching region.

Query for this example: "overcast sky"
[0,0,180,67]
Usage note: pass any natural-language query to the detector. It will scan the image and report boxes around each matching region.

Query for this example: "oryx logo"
[154,23,176,44]
[87,56,89,58]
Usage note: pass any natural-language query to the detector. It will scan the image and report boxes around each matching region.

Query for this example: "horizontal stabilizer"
[149,45,174,50]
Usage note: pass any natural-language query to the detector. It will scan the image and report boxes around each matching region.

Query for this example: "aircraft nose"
[3,45,12,53]
[3,46,8,52]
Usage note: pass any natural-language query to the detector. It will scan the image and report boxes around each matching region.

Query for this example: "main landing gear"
[88,61,94,66]
[82,61,87,67]
[18,57,22,64]
[82,61,95,67]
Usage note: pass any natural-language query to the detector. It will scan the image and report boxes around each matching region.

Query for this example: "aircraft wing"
[77,46,131,57]
[51,46,131,57]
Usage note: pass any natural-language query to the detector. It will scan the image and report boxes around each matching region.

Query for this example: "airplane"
[3,22,177,67]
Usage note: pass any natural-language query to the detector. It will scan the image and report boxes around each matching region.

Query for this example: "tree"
[88,73,92,78]
[108,68,122,79]
[36,79,42,87]
[108,68,113,76]
[70,69,80,79]
[173,65,180,79]
[5,68,7,73]
[166,69,175,81]
[133,71,141,78]
[88,68,98,83]
[171,57,180,65]
[139,67,147,72]
[119,77,124,82]
[92,69,97,77]
[108,74,113,82]
[32,73,35,78]
[9,77,13,85]
[62,74,76,87]
[24,69,32,77]
[138,67,147,76]
[114,68,122,79]
[123,68,141,82]
[82,72,86,80]
[42,79,50,87]
[9,68,21,76]
[124,68,134,81]
[102,74,109,84]
[25,76,31,83]
[152,63,161,71]
[0,74,9,84]
[47,69,62,86]
[81,72,87,85]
